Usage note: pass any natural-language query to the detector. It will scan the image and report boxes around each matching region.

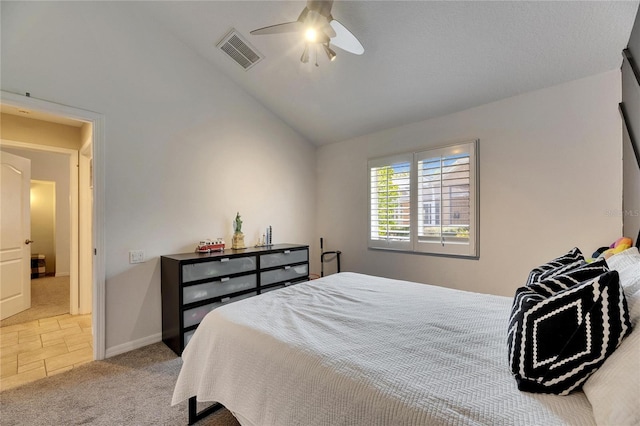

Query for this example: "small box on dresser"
[161,243,309,355]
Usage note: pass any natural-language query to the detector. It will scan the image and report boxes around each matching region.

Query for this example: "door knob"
[25,239,34,245]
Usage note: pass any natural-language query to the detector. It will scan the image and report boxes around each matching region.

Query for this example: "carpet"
[0,342,241,426]
[1,276,70,327]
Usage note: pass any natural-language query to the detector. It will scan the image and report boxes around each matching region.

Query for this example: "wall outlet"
[129,250,145,264]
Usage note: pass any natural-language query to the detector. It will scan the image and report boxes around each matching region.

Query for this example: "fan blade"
[329,19,364,55]
[251,21,303,35]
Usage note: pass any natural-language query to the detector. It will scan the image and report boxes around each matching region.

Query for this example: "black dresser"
[161,244,309,355]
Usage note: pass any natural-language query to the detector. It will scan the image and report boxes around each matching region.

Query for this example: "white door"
[1,151,31,320]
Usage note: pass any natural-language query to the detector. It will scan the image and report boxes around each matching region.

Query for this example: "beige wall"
[1,113,82,149]
[317,70,622,297]
[30,181,56,275]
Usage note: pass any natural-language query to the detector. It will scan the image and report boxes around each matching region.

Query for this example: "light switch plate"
[129,250,145,264]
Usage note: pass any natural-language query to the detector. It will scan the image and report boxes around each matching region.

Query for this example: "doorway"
[0,91,105,363]
[1,179,72,326]
[0,132,93,390]
[0,162,73,327]
[1,141,82,314]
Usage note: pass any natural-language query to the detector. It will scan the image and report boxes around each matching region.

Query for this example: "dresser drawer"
[183,291,257,328]
[182,256,256,283]
[261,249,308,268]
[183,274,257,305]
[261,264,308,286]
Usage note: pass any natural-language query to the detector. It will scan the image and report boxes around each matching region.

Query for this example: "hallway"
[1,276,70,327]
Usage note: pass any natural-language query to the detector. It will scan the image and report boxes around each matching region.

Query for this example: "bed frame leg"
[188,396,222,425]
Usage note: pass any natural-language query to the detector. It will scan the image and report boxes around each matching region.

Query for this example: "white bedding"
[172,272,596,425]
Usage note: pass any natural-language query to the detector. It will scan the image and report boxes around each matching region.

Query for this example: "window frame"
[368,139,479,258]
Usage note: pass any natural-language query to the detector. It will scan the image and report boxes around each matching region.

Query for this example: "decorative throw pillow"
[527,258,609,297]
[526,247,584,286]
[511,258,609,329]
[508,270,632,395]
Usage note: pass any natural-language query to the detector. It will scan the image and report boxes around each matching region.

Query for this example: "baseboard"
[105,332,162,358]
[55,272,70,277]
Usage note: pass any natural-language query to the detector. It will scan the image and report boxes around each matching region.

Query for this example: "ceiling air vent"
[217,29,263,71]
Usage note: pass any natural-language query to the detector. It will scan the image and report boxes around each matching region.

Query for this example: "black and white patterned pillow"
[526,247,584,286]
[509,258,610,328]
[508,270,632,395]
[527,258,609,297]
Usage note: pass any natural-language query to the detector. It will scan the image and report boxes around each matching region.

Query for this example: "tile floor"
[0,313,92,392]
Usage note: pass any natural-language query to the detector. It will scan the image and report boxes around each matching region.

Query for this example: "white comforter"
[172,272,595,425]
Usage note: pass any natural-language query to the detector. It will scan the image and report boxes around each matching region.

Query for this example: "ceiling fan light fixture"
[305,28,317,42]
[301,44,310,63]
[251,0,364,66]
[323,43,336,62]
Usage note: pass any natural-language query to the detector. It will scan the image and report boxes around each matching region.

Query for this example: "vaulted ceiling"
[134,1,639,146]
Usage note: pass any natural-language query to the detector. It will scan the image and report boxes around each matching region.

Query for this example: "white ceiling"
[134,1,639,146]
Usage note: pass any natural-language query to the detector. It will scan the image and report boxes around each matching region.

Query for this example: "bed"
[172,269,639,425]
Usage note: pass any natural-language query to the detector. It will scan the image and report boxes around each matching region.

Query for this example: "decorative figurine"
[234,212,243,234]
[231,212,245,249]
[196,238,225,253]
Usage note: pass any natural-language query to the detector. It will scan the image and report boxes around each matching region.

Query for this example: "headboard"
[621,5,640,249]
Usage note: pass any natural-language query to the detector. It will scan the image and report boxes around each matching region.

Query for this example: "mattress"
[172,272,596,425]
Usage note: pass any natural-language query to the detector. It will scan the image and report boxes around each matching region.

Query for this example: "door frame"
[79,141,93,315]
[1,91,106,360]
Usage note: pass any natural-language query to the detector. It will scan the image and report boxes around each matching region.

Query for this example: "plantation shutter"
[368,154,412,250]
[415,142,477,256]
[367,140,478,257]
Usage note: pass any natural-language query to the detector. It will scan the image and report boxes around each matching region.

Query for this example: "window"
[369,154,412,251]
[368,140,478,258]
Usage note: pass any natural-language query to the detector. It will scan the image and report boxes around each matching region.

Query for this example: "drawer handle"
[284,250,291,254]
[284,265,291,270]
[221,297,231,303]
[220,258,229,262]
[220,277,230,282]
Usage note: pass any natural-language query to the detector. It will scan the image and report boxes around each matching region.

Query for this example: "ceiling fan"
[250,0,364,66]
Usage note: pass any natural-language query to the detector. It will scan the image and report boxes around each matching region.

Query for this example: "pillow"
[510,255,609,356]
[508,270,632,395]
[607,248,640,324]
[527,258,609,297]
[526,247,584,285]
[582,326,639,426]
[618,260,640,324]
[509,257,612,371]
[583,260,640,425]
[606,246,640,272]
